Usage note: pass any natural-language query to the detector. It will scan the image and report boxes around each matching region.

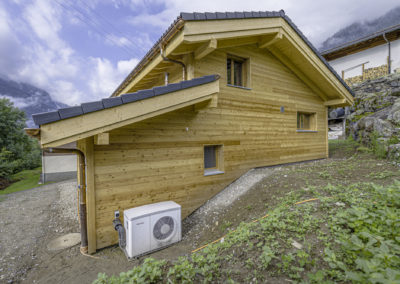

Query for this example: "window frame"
[226,54,250,89]
[203,144,224,176]
[296,111,317,132]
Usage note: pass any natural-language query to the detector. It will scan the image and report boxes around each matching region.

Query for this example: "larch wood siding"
[92,44,327,249]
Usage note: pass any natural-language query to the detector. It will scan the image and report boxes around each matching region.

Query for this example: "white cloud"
[0,95,31,109]
[125,0,400,47]
[88,57,139,99]
[0,0,140,106]
[1,0,399,109]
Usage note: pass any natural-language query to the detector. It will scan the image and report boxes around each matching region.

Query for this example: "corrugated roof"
[32,75,219,126]
[112,10,354,98]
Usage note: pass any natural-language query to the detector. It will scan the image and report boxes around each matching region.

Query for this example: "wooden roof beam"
[194,38,217,60]
[258,31,283,48]
[324,99,347,107]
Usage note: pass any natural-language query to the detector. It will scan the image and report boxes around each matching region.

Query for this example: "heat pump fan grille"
[153,216,175,240]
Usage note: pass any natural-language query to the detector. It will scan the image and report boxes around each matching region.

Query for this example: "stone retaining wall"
[346,73,400,161]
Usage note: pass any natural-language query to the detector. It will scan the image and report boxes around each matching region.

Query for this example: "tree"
[0,98,41,179]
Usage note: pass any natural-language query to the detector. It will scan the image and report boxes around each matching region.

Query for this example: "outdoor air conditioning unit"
[124,201,181,258]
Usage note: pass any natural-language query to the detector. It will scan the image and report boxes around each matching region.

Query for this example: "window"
[204,145,224,176]
[297,112,316,131]
[227,55,249,88]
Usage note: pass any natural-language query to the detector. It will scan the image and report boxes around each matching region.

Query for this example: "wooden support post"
[79,137,97,254]
[362,63,365,80]
[184,53,195,80]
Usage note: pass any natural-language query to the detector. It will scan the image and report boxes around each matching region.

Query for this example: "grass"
[0,167,42,195]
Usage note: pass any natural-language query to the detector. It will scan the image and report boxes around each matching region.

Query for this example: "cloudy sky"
[1,0,399,105]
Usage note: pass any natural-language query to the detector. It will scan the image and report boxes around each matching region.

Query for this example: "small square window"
[227,55,249,88]
[204,145,224,176]
[297,112,316,131]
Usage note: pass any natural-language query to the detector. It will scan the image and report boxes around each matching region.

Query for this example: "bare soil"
[1,141,399,284]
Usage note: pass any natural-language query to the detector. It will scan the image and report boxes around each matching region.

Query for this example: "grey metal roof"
[32,75,219,126]
[320,23,400,55]
[179,11,354,97]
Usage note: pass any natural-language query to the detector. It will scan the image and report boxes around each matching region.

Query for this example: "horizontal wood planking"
[92,44,328,249]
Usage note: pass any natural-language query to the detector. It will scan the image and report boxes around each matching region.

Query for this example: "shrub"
[0,98,41,180]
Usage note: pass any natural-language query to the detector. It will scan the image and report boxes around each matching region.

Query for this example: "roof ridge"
[179,10,286,20]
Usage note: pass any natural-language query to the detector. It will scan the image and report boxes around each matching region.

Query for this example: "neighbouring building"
[321,24,400,85]
[28,10,353,253]
[41,142,77,183]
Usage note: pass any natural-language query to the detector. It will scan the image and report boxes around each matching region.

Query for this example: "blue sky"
[0,0,399,105]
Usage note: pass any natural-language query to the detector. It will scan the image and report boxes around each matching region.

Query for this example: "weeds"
[370,131,387,159]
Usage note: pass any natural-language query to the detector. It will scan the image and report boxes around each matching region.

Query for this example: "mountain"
[0,77,68,127]
[320,6,400,51]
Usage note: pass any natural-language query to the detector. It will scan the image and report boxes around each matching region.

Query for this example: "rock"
[388,144,400,161]
[347,73,400,159]
[292,240,303,249]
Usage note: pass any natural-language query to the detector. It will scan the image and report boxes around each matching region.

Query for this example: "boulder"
[387,99,400,124]
[388,143,400,161]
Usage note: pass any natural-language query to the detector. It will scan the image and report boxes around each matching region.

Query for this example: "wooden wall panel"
[92,44,328,249]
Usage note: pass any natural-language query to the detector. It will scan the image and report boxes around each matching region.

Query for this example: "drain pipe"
[160,44,186,81]
[113,211,126,249]
[44,148,88,253]
[383,32,391,74]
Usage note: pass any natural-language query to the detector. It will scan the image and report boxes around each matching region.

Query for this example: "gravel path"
[0,180,78,283]
[182,167,278,243]
[0,164,294,283]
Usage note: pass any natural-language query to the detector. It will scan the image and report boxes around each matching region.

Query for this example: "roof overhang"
[38,79,219,148]
[113,14,353,107]
[321,24,400,61]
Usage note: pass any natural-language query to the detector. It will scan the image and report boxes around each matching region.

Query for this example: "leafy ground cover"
[93,140,400,283]
[0,167,42,195]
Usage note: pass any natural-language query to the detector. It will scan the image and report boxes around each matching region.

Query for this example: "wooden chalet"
[29,10,353,253]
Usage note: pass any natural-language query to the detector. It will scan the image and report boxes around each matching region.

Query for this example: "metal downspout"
[383,32,391,74]
[159,45,186,81]
[44,148,88,253]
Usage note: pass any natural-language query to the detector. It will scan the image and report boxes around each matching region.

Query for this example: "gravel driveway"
[0,180,78,283]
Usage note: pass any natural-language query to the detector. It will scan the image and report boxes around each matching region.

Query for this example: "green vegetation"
[93,140,400,283]
[0,98,41,182]
[352,111,373,122]
[370,131,387,159]
[0,167,42,195]
[219,221,232,232]
[93,180,400,283]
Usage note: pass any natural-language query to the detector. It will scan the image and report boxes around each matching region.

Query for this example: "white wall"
[43,155,77,174]
[328,39,400,79]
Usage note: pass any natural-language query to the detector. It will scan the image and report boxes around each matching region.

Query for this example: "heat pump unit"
[124,201,181,258]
